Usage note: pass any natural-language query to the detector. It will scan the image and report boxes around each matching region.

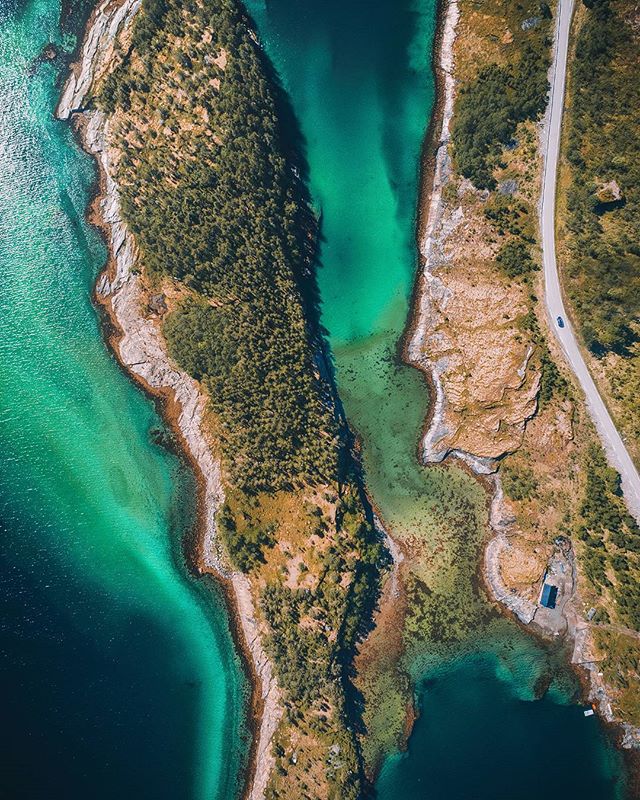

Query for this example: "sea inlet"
[246,0,626,797]
[0,0,628,797]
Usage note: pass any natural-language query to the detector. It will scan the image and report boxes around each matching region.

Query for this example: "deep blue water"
[377,653,624,799]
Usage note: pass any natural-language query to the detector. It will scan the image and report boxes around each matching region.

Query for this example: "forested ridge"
[564,0,640,357]
[96,0,383,796]
[559,0,640,463]
[577,445,640,631]
[100,0,339,493]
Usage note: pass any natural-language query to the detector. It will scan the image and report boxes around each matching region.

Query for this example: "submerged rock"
[41,43,59,60]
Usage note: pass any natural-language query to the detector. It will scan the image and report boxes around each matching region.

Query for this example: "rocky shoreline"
[57,2,281,797]
[406,0,541,609]
[406,0,465,468]
[407,0,640,754]
[57,0,639,793]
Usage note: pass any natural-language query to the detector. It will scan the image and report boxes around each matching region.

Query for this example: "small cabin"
[540,583,558,609]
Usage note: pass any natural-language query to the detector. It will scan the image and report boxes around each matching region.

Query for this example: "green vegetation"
[484,193,536,242]
[592,628,640,725]
[163,299,337,492]
[261,492,385,710]
[218,495,277,572]
[452,30,551,188]
[576,445,640,630]
[564,0,640,356]
[98,1,385,796]
[501,461,538,501]
[521,310,569,407]
[495,239,538,280]
[608,351,640,459]
[99,0,338,493]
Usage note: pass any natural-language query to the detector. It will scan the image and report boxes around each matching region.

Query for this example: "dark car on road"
[557,316,565,328]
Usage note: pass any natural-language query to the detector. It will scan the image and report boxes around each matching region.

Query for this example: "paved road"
[541,0,640,522]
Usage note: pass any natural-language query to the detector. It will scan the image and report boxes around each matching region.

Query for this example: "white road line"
[541,0,640,521]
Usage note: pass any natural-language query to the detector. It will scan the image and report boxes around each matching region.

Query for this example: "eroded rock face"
[422,246,540,460]
[411,191,541,464]
[406,0,542,471]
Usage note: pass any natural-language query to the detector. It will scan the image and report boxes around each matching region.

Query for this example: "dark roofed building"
[540,583,558,609]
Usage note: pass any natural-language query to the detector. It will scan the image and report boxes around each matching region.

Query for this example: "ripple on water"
[0,2,247,798]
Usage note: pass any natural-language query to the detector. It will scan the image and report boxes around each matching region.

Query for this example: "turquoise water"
[0,1,246,797]
[246,0,626,796]
[1,0,629,796]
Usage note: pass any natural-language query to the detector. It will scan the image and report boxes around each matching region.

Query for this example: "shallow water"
[246,0,626,795]
[0,1,247,797]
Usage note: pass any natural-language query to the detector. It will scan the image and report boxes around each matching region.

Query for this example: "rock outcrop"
[413,0,640,750]
[407,1,541,472]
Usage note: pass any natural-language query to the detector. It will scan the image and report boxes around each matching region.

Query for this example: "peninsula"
[408,0,640,747]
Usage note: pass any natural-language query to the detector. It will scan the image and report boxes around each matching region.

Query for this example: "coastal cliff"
[408,0,640,746]
[407,0,546,470]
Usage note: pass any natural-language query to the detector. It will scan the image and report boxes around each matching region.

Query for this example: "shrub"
[496,239,538,279]
[452,41,550,189]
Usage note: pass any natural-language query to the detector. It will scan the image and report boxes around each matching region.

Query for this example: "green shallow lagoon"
[246,0,626,795]
[0,1,247,797]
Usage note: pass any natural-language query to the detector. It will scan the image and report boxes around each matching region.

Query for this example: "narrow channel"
[245,0,626,797]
